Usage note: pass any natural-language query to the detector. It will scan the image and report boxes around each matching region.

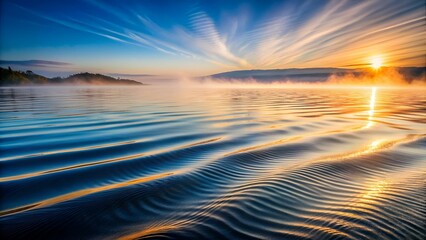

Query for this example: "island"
[0,67,144,86]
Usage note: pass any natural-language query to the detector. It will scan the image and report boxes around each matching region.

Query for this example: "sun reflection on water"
[370,139,382,149]
[365,87,377,128]
[361,180,388,201]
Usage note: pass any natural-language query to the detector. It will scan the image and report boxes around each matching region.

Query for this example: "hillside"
[0,67,144,86]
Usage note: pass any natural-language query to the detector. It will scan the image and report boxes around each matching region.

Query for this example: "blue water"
[0,86,425,239]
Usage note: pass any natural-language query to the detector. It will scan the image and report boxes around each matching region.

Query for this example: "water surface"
[0,86,425,239]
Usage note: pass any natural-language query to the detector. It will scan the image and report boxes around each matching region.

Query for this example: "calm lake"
[0,86,425,239]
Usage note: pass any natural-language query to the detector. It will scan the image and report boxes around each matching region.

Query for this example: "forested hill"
[0,67,143,86]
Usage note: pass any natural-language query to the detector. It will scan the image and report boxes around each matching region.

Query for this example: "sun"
[370,56,383,70]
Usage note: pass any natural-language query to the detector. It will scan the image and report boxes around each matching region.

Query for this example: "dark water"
[0,86,425,239]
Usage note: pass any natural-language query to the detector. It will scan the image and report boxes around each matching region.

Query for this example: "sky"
[0,0,425,77]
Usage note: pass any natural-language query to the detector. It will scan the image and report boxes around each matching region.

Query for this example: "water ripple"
[0,87,425,239]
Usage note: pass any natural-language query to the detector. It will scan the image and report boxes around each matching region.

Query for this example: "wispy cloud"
[0,60,72,67]
[15,0,426,70]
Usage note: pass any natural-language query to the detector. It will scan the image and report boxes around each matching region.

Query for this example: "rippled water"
[0,86,425,239]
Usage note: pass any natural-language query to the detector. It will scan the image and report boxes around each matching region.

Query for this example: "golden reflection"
[309,133,424,166]
[361,180,388,200]
[365,86,377,128]
[337,179,389,220]
[369,139,382,149]
[0,137,222,182]
[0,171,176,217]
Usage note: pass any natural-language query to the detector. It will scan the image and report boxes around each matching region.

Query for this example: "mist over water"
[0,86,425,239]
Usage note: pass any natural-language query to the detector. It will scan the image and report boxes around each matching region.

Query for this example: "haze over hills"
[204,67,426,84]
[0,67,144,86]
[2,66,425,86]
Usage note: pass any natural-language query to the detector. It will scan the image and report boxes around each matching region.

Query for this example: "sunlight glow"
[371,56,383,70]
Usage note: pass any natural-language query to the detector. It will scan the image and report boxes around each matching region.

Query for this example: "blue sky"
[0,0,425,77]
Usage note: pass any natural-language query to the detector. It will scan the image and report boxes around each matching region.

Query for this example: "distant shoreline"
[0,67,145,86]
